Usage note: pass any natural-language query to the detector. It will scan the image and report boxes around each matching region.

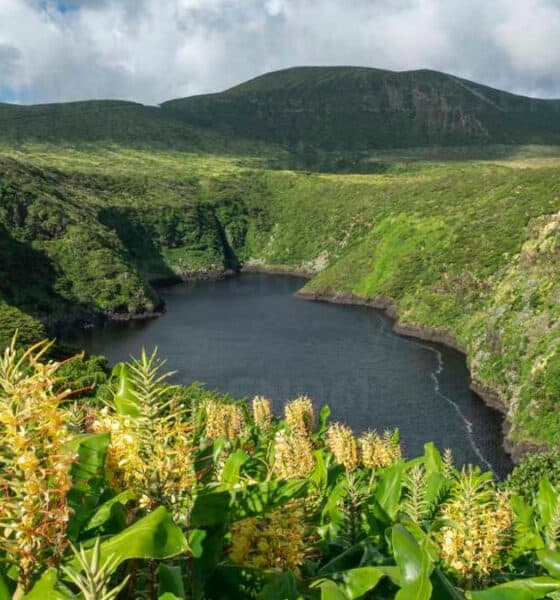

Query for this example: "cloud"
[1,0,560,104]
[0,44,22,80]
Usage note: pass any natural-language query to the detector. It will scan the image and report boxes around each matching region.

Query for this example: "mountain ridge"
[2,66,560,150]
[162,66,560,149]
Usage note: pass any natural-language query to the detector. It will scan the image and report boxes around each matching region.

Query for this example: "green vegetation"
[2,340,560,599]
[0,141,559,454]
[2,65,560,598]
[0,100,286,158]
[4,67,560,155]
[163,66,560,149]
[1,64,560,464]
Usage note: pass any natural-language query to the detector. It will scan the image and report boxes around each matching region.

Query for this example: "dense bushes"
[1,340,560,599]
[507,452,560,502]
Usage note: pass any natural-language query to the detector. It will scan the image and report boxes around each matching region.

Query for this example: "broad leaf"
[112,362,140,416]
[317,542,385,577]
[220,449,249,487]
[510,495,544,555]
[22,569,72,600]
[84,489,136,532]
[537,549,560,579]
[311,579,347,600]
[258,571,299,599]
[72,506,189,572]
[376,463,405,519]
[188,529,207,559]
[338,566,396,598]
[392,524,432,600]
[537,478,558,529]
[423,442,443,474]
[430,568,466,599]
[158,564,185,599]
[204,565,267,599]
[66,433,110,540]
[0,571,11,600]
[309,449,329,493]
[468,577,560,600]
[317,404,332,435]
[191,479,308,528]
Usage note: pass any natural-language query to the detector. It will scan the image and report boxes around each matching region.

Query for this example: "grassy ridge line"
[0,145,559,455]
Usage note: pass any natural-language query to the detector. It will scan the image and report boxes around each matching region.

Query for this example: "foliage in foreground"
[1,340,560,599]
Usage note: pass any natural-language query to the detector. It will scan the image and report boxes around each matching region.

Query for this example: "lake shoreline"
[52,268,239,337]
[295,286,545,465]
[227,264,540,464]
[62,264,531,468]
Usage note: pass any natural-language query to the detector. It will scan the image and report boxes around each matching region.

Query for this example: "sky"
[1,0,560,105]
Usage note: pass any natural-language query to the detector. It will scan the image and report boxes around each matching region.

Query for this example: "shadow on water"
[67,273,513,478]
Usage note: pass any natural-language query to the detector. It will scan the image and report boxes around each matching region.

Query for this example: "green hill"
[0,99,284,158]
[2,67,560,153]
[163,66,560,149]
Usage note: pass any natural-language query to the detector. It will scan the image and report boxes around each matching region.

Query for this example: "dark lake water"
[70,273,512,477]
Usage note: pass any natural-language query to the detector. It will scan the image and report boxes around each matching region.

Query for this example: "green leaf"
[392,524,425,586]
[258,571,299,600]
[537,478,558,529]
[317,404,331,435]
[309,449,329,492]
[84,489,136,532]
[72,506,189,573]
[423,472,446,507]
[317,542,385,577]
[66,433,110,541]
[311,579,347,600]
[430,568,466,599]
[468,577,560,600]
[158,564,185,599]
[0,570,11,600]
[423,442,443,474]
[190,489,231,528]
[205,565,267,599]
[375,463,405,519]
[396,572,431,600]
[112,362,140,416]
[220,449,249,487]
[191,479,309,528]
[510,495,544,554]
[537,549,560,579]
[188,529,207,559]
[338,566,388,598]
[192,529,226,595]
[392,524,432,600]
[22,569,72,600]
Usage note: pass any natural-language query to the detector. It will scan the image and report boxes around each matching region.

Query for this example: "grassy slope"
[0,144,559,452]
[255,165,560,448]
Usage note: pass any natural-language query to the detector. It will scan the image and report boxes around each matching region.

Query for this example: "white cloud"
[1,0,560,104]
